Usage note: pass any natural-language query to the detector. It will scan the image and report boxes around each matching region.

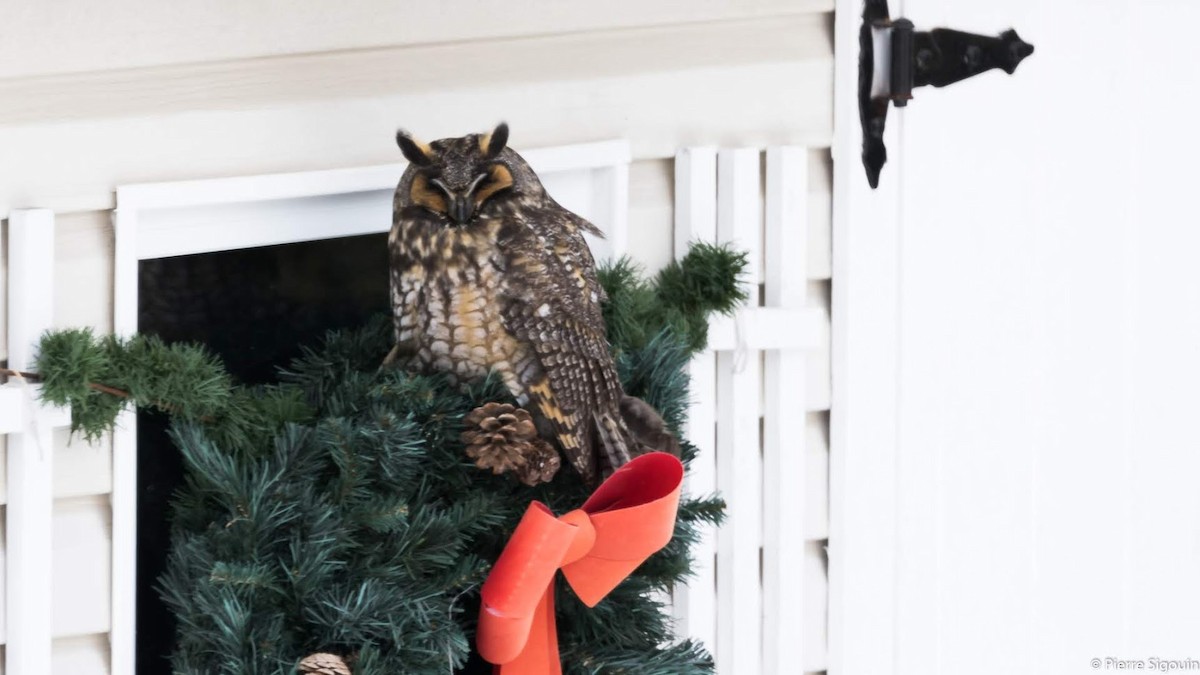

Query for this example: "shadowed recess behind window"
[135,233,389,673]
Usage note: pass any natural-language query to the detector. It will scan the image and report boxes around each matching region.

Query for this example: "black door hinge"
[860,0,1034,188]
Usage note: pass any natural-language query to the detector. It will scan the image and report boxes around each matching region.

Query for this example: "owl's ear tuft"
[480,122,509,159]
[396,130,435,166]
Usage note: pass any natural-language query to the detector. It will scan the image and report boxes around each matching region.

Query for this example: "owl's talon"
[381,343,403,368]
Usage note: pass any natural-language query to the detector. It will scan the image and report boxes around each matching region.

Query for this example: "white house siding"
[0,1,835,671]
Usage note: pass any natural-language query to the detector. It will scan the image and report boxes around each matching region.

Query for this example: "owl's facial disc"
[431,173,489,224]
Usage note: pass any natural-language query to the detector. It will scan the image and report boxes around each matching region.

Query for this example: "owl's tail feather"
[591,396,681,479]
[593,412,635,480]
[618,395,681,458]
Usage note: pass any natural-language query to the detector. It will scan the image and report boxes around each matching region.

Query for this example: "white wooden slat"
[52,429,112,500]
[52,633,110,675]
[52,498,112,638]
[0,513,6,643]
[110,207,138,675]
[0,396,108,506]
[719,149,764,293]
[805,416,830,541]
[714,148,763,675]
[714,360,763,672]
[0,390,24,436]
[0,506,115,655]
[765,148,809,307]
[6,209,55,373]
[676,351,718,638]
[639,164,667,626]
[807,150,833,281]
[674,148,718,260]
[806,282,832,412]
[802,540,829,672]
[0,499,115,649]
[706,307,822,352]
[762,147,809,675]
[6,209,57,675]
[671,148,718,647]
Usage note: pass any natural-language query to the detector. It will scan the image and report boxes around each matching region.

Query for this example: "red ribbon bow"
[476,452,684,675]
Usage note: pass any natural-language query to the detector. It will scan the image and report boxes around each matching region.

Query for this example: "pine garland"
[19,243,746,674]
[599,242,748,354]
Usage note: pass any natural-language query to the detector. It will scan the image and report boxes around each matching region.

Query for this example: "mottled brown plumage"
[388,123,661,484]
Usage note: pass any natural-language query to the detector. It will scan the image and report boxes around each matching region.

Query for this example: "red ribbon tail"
[478,454,685,673]
[495,585,560,675]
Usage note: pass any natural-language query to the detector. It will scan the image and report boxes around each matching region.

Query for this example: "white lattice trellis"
[671,146,829,675]
[3,211,74,675]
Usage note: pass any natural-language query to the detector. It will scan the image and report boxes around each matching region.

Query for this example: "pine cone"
[515,438,562,486]
[462,403,559,483]
[297,653,351,675]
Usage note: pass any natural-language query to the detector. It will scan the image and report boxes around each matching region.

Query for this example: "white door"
[832,2,1200,675]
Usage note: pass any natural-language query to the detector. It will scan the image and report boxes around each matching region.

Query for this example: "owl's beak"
[432,174,486,225]
[449,195,473,224]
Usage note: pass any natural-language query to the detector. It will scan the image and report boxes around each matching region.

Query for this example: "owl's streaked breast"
[389,217,536,396]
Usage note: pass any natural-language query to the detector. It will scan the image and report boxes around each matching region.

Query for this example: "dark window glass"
[135,233,388,673]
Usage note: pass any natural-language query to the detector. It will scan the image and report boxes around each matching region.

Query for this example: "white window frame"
[109,139,630,674]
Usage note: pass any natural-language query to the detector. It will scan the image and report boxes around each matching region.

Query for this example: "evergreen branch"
[87,379,134,400]
[28,328,235,440]
[2,366,213,426]
[599,242,749,355]
[2,366,133,399]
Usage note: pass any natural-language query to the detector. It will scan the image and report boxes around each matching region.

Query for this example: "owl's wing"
[498,207,629,484]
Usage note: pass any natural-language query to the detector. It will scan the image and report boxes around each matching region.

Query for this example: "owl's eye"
[428,173,487,199]
[473,164,515,207]
[409,174,449,215]
[467,172,489,195]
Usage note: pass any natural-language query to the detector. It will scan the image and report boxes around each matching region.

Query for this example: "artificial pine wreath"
[27,243,744,674]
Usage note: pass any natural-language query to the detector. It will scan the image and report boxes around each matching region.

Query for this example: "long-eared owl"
[388,123,674,484]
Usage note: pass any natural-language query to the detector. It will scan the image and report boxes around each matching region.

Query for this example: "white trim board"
[109,138,631,674]
[829,1,904,675]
